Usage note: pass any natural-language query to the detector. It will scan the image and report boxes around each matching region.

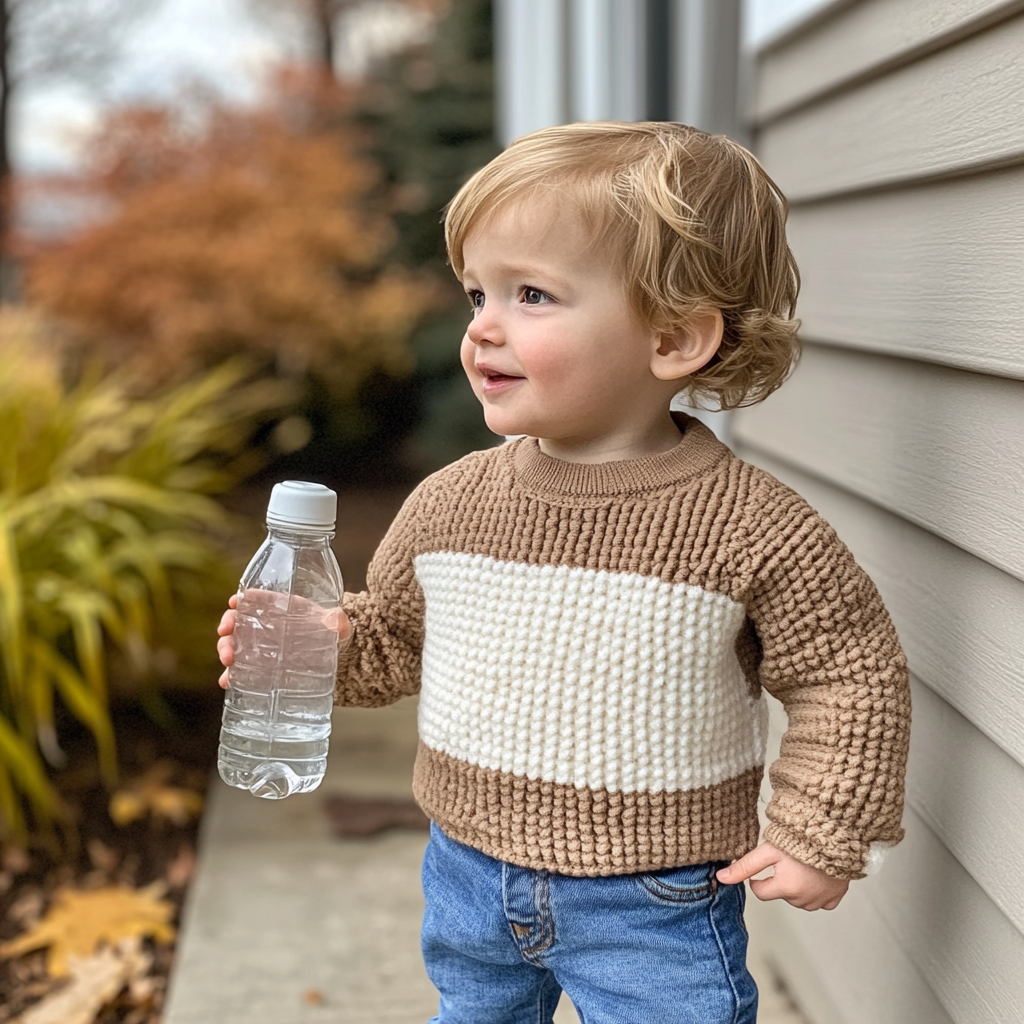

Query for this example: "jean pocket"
[637,861,718,904]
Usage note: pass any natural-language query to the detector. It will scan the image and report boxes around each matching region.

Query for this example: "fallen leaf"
[109,761,204,827]
[13,938,150,1024]
[147,786,203,826]
[302,989,325,1005]
[322,794,430,838]
[0,884,175,977]
[108,791,146,827]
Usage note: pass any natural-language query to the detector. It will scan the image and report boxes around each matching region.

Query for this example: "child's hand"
[216,593,353,689]
[716,842,849,911]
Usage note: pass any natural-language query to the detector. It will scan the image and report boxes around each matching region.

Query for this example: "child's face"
[460,203,681,461]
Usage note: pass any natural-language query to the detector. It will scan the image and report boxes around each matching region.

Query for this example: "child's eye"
[522,287,551,305]
[467,290,484,313]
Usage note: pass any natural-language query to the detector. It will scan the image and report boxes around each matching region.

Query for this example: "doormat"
[323,794,430,838]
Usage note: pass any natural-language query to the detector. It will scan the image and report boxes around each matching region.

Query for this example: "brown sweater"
[336,417,910,880]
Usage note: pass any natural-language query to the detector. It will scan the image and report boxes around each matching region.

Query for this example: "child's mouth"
[479,368,524,393]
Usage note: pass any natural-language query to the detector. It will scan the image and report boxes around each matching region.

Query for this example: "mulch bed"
[0,690,225,1024]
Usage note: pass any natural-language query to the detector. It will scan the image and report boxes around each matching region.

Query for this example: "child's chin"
[482,412,531,437]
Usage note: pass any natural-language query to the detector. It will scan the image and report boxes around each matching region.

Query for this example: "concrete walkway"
[164,698,808,1024]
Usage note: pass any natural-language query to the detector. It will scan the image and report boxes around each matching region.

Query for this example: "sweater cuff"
[763,822,903,881]
[333,629,359,705]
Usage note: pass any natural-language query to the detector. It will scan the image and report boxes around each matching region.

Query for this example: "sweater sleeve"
[334,484,427,708]
[744,481,911,880]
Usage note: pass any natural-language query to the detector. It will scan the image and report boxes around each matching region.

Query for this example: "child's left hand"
[716,842,849,911]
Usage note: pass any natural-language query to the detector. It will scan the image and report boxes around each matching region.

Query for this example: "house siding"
[737,2,1024,1021]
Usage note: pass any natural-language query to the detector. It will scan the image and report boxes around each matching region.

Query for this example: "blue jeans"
[421,823,757,1024]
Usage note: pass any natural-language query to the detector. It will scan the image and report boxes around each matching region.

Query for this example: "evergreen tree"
[359,0,500,472]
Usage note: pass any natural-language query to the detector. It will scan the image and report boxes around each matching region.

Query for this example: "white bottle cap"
[266,480,337,531]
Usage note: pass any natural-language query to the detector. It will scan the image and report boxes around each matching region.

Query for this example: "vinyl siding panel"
[759,11,1024,201]
[733,447,1024,774]
[864,808,1024,1022]
[748,2,1024,1019]
[746,826,956,1024]
[905,679,1024,937]
[786,167,1024,378]
[731,343,1024,582]
[741,448,1024,931]
[759,698,1024,1024]
[755,0,1024,122]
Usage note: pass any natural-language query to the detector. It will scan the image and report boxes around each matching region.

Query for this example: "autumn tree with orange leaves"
[26,75,432,397]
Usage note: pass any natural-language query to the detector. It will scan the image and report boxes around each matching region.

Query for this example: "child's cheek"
[521,345,578,399]
[460,334,482,393]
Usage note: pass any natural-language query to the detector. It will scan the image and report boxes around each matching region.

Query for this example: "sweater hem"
[414,741,764,877]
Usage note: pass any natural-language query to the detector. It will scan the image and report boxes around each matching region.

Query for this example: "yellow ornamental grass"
[0,311,294,844]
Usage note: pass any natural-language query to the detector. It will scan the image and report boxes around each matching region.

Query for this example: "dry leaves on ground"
[108,762,204,828]
[1,694,223,1023]
[0,883,175,978]
[14,938,150,1024]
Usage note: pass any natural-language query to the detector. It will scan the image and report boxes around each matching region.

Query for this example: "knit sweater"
[335,416,910,880]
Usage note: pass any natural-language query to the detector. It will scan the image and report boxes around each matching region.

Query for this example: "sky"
[14,0,832,175]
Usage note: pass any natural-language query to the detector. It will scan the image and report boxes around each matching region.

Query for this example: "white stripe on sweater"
[415,552,767,794]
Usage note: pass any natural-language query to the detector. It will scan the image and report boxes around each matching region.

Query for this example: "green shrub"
[0,312,293,846]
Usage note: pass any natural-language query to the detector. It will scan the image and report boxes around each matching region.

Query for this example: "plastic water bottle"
[218,481,343,799]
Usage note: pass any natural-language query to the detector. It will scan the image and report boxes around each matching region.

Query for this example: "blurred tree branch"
[248,0,356,76]
[246,0,444,79]
[0,0,159,297]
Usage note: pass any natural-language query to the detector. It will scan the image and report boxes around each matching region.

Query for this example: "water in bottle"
[218,481,343,799]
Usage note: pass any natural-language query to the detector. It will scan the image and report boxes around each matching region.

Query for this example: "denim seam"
[523,871,555,964]
[503,865,556,968]
[706,876,743,1024]
[536,973,558,1024]
[637,874,717,904]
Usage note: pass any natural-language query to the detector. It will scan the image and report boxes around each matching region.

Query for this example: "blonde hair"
[445,121,800,410]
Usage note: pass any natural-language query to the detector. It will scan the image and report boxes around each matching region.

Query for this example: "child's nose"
[466,304,503,346]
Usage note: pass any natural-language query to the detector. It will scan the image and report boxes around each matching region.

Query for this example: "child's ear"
[650,309,724,381]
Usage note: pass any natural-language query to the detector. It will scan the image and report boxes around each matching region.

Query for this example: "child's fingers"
[337,610,353,641]
[749,874,818,907]
[716,845,778,885]
[750,872,848,911]
[748,874,789,903]
[217,635,235,667]
[229,594,238,609]
[217,609,236,637]
[321,608,353,640]
[218,668,229,689]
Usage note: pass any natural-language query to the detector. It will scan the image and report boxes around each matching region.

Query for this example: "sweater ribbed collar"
[510,413,731,501]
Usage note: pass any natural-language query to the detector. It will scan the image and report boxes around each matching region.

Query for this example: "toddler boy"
[218,121,910,1024]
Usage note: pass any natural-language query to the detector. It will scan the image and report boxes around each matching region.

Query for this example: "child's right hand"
[216,593,353,689]
[216,595,240,689]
